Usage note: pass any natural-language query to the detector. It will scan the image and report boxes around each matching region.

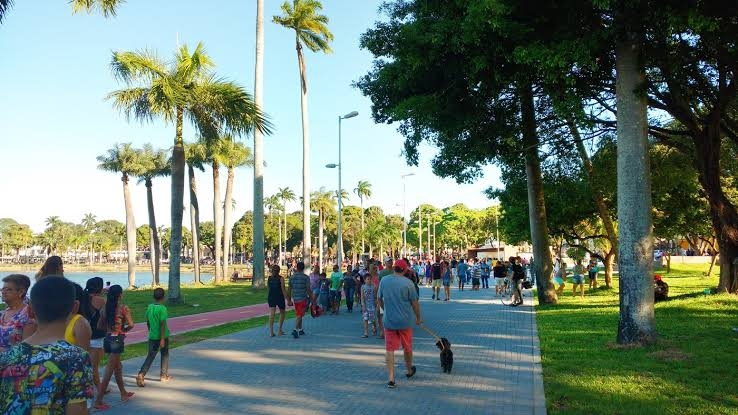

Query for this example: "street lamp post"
[327,110,358,270]
[495,210,500,260]
[401,173,415,258]
[418,206,422,260]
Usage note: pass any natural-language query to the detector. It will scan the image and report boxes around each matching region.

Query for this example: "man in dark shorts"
[377,259,422,389]
[287,262,316,339]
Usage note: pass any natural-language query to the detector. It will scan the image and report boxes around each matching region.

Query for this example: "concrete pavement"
[96,285,546,415]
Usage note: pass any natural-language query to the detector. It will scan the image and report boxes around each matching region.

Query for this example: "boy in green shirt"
[135,288,171,387]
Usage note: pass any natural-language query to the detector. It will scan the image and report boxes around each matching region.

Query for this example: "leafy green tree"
[4,223,33,259]
[199,221,216,261]
[108,42,270,302]
[233,211,254,264]
[273,0,334,262]
[97,143,144,288]
[310,187,335,267]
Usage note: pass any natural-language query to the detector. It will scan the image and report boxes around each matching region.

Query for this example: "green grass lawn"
[536,263,738,415]
[122,282,267,322]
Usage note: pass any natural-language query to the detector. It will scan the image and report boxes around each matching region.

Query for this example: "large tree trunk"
[692,122,738,292]
[122,172,137,288]
[519,80,556,305]
[168,107,185,304]
[252,0,266,289]
[223,167,235,283]
[615,34,656,345]
[189,164,202,284]
[212,161,223,283]
[297,41,311,263]
[604,250,615,288]
[145,179,161,286]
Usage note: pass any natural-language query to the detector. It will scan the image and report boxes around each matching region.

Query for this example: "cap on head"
[393,259,409,273]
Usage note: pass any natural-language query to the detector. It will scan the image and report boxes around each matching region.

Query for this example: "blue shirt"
[457,262,469,277]
[377,274,419,330]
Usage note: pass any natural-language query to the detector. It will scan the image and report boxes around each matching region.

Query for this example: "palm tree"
[136,144,170,286]
[0,0,12,23]
[219,139,253,282]
[108,43,270,303]
[354,180,372,254]
[69,0,123,17]
[204,138,225,283]
[252,0,267,289]
[277,187,297,265]
[273,0,334,262]
[264,194,282,261]
[97,143,144,288]
[81,213,97,264]
[185,141,207,284]
[310,187,335,268]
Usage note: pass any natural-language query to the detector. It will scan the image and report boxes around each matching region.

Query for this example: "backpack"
[431,263,442,279]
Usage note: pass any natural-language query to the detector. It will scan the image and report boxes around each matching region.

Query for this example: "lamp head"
[325,163,339,168]
[341,111,359,119]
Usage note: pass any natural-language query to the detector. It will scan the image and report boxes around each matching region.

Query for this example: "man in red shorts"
[377,259,422,388]
[287,262,316,339]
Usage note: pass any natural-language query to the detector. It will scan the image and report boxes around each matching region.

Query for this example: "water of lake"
[0,271,215,290]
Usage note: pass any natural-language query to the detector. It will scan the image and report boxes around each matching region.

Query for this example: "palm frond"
[107,87,156,124]
[111,50,169,85]
[0,0,14,23]
[70,0,123,18]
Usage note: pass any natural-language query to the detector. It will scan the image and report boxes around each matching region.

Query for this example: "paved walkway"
[97,286,546,415]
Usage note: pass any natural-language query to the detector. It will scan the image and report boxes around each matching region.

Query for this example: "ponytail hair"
[104,285,123,329]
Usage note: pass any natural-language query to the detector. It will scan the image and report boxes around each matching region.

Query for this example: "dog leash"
[418,323,445,351]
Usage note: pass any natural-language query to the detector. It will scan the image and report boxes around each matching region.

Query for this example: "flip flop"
[278,331,285,336]
[122,392,135,402]
[361,334,369,338]
[270,333,276,337]
[93,403,111,411]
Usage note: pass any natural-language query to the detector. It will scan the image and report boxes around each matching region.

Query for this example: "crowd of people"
[0,256,171,413]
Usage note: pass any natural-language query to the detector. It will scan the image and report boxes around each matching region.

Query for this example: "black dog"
[435,338,454,373]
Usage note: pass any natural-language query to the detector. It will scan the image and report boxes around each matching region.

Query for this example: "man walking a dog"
[377,259,422,389]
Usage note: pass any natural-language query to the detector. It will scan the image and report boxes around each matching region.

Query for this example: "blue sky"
[0,0,500,233]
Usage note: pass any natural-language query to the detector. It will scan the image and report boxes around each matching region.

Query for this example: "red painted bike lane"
[124,302,291,345]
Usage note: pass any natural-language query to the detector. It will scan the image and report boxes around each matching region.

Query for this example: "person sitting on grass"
[572,259,585,298]
[136,287,172,387]
[0,277,95,414]
[654,274,669,302]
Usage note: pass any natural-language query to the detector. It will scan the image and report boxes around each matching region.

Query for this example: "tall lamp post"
[326,110,358,270]
[401,173,415,258]
[418,206,422,260]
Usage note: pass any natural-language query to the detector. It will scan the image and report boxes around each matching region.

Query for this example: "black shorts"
[268,297,286,310]
[103,335,125,354]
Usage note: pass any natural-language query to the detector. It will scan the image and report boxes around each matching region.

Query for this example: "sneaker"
[298,330,305,336]
[431,294,435,300]
[386,381,396,389]
[292,329,299,339]
[405,366,417,378]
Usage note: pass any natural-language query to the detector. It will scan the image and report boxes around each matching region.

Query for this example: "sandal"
[406,366,417,378]
[135,374,145,387]
[160,375,173,383]
[93,403,111,411]
[121,392,135,402]
[362,334,369,338]
[278,331,285,336]
[269,333,276,337]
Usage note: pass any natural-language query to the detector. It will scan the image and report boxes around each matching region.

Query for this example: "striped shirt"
[289,272,310,301]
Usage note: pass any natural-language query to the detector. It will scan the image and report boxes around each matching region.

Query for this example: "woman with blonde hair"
[35,255,64,280]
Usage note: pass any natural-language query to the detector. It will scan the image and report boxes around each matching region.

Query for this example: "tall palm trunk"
[252,0,266,288]
[283,207,288,264]
[189,164,202,284]
[296,40,311,263]
[223,167,235,282]
[615,33,655,345]
[318,210,324,268]
[360,197,365,254]
[122,172,137,288]
[519,80,556,305]
[145,178,161,285]
[277,211,282,264]
[212,160,223,283]
[168,107,185,303]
